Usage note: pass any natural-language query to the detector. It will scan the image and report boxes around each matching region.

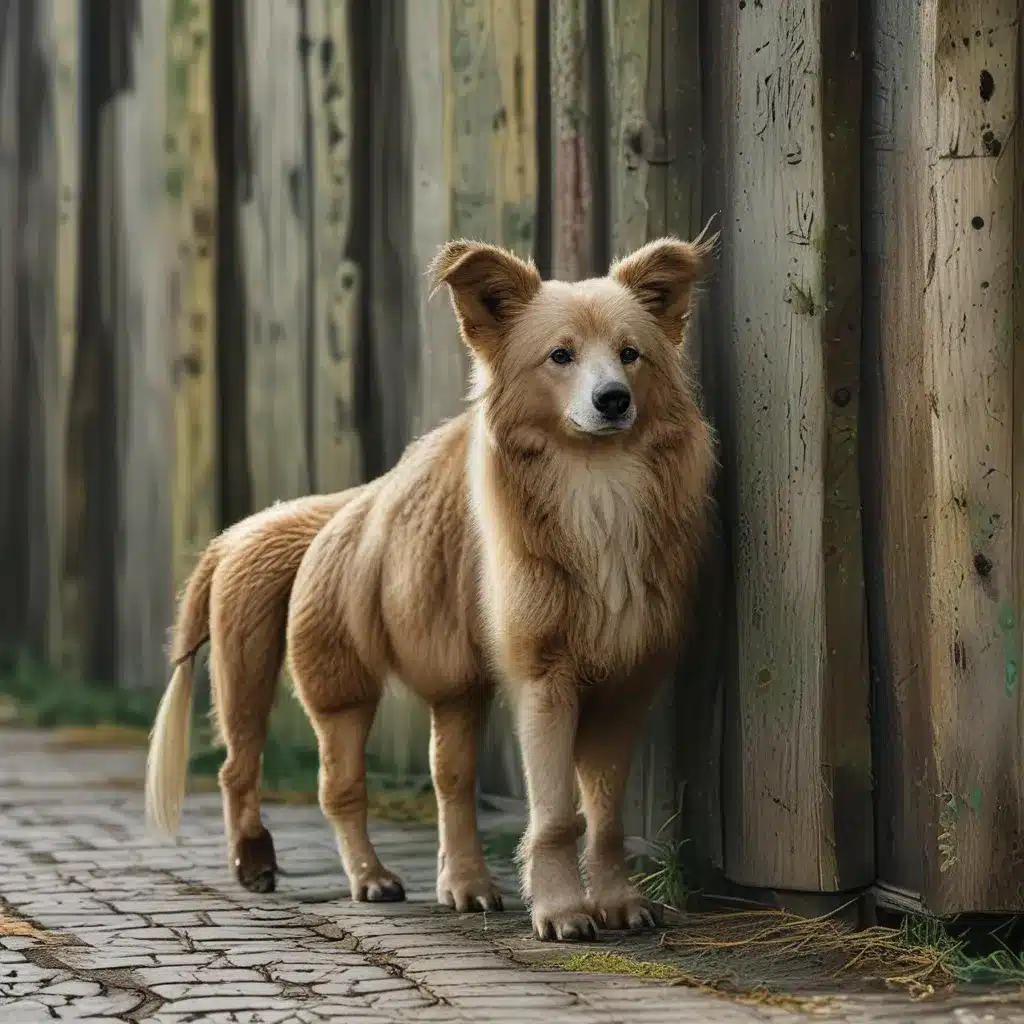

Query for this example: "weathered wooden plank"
[305,0,362,494]
[0,1,71,667]
[864,0,1023,913]
[550,0,603,280]
[364,0,414,477]
[50,0,80,672]
[0,0,23,654]
[239,0,311,509]
[18,0,63,666]
[167,0,218,593]
[78,0,176,689]
[704,0,872,891]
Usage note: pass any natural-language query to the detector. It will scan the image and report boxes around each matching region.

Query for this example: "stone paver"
[2,729,1023,1023]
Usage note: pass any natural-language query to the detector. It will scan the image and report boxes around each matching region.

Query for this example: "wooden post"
[305,0,363,494]
[703,0,873,892]
[167,0,218,593]
[863,0,1024,913]
[238,0,312,509]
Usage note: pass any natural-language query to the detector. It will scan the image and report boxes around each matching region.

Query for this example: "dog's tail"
[145,540,220,838]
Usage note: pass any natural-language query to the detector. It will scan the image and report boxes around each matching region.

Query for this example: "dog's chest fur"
[557,457,647,619]
[471,417,662,677]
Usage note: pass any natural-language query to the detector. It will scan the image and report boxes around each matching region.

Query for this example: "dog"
[146,233,716,942]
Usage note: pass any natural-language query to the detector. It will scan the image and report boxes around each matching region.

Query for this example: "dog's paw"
[592,895,663,931]
[349,869,406,903]
[438,870,504,912]
[532,904,599,942]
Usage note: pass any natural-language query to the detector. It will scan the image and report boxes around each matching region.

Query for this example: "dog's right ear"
[428,240,542,350]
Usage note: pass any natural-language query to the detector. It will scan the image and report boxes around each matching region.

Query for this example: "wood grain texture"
[0,1,71,667]
[864,0,1024,913]
[0,0,23,653]
[704,0,872,890]
[51,0,80,672]
[550,0,602,280]
[91,0,175,689]
[306,0,362,494]
[167,0,218,593]
[239,0,311,509]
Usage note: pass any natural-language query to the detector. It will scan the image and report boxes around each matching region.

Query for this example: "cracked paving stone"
[159,995,326,1014]
[39,979,103,997]
[150,980,285,999]
[136,966,270,986]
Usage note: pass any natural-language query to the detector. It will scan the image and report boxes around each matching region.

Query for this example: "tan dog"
[146,235,715,941]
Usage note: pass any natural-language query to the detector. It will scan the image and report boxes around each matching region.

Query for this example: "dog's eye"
[549,347,573,365]
[620,346,640,365]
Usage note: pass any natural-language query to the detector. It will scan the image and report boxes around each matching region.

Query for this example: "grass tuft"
[559,952,682,980]
[629,808,691,910]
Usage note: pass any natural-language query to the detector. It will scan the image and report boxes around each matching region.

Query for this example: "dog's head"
[429,233,715,452]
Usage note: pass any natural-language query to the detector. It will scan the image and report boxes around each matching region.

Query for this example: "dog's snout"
[592,383,632,420]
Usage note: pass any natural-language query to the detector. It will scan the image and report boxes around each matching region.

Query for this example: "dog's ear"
[428,240,542,349]
[611,231,718,340]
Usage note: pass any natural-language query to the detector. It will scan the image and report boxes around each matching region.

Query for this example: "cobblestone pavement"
[2,729,1023,1023]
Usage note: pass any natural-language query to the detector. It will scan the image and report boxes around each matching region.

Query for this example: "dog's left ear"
[611,233,717,339]
[428,240,542,350]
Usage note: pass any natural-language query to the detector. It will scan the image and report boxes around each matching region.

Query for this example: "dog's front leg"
[575,688,664,931]
[430,691,504,912]
[516,678,596,941]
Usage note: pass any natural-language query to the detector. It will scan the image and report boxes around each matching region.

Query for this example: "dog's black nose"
[592,384,632,419]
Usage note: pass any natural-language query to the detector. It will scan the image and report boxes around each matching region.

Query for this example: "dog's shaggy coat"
[146,235,716,941]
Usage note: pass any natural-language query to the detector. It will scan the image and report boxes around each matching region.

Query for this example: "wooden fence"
[0,0,1021,916]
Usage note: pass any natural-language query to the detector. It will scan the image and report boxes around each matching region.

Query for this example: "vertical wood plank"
[0,0,23,654]
[306,0,362,493]
[51,0,80,672]
[0,1,74,668]
[550,0,602,280]
[365,0,415,476]
[83,0,175,689]
[17,1,63,665]
[168,0,218,592]
[240,0,311,509]
[864,0,1023,913]
[704,0,872,890]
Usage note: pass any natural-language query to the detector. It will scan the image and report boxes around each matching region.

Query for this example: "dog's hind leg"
[209,567,287,894]
[307,689,405,902]
[289,601,404,901]
[430,689,503,912]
